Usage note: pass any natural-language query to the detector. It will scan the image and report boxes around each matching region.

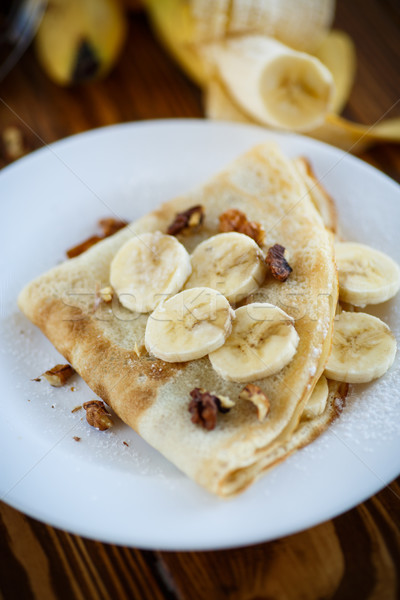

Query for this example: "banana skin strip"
[205,75,400,153]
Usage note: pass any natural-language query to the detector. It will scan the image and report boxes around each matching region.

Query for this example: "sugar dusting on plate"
[0,311,182,480]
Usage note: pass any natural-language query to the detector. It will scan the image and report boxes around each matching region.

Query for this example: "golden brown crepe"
[18,142,340,497]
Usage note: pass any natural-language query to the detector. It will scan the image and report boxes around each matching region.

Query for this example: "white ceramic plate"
[1,120,400,550]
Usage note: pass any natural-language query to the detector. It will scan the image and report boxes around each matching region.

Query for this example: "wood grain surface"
[1,1,399,599]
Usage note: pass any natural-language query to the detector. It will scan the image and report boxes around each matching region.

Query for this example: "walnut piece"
[213,393,235,412]
[99,286,113,303]
[67,235,103,259]
[1,126,27,162]
[188,388,233,430]
[93,283,113,312]
[83,400,113,431]
[66,218,127,258]
[98,218,127,237]
[134,340,147,358]
[218,208,265,246]
[41,364,75,387]
[239,384,270,421]
[266,244,292,282]
[167,205,204,235]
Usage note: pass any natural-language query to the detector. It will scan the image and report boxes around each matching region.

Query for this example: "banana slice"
[302,375,329,420]
[110,231,191,313]
[185,232,267,303]
[335,242,400,307]
[204,35,334,131]
[325,311,397,384]
[209,303,299,382]
[145,287,234,362]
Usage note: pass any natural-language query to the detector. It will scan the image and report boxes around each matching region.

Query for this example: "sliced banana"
[110,231,191,313]
[185,232,267,303]
[145,287,234,362]
[209,303,299,383]
[335,242,400,307]
[325,311,397,384]
[302,375,329,420]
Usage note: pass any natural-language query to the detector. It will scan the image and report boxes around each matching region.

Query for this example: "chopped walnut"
[1,126,27,162]
[167,205,204,235]
[41,364,75,387]
[98,218,127,237]
[73,436,81,442]
[266,244,292,282]
[188,388,233,430]
[67,235,103,259]
[218,208,265,246]
[83,400,113,431]
[239,384,270,421]
[133,341,147,358]
[211,392,235,412]
[99,286,113,303]
[93,284,114,313]
[66,218,127,258]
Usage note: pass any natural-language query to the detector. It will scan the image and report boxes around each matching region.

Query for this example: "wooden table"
[1,1,399,598]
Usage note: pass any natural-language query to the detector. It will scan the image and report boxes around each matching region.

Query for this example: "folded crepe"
[18,142,342,497]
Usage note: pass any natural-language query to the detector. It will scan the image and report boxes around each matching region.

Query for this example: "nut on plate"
[83,400,114,431]
[41,364,75,387]
[167,205,204,235]
[1,126,27,162]
[189,388,234,431]
[66,218,127,259]
[239,384,270,421]
[98,218,127,237]
[218,208,265,246]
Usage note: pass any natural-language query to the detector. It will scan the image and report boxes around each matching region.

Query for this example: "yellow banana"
[35,0,127,85]
[313,30,356,114]
[145,0,335,84]
[205,69,400,153]
[146,0,400,152]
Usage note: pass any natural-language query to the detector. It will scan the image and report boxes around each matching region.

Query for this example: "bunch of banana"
[35,0,127,85]
[145,0,400,151]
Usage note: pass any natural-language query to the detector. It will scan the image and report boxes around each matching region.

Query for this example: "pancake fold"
[19,143,340,497]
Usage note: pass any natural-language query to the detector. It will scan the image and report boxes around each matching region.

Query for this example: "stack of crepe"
[18,143,347,497]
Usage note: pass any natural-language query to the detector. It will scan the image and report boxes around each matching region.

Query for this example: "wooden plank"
[158,484,400,600]
[0,502,176,600]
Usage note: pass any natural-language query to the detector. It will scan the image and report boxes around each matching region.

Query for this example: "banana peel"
[205,74,400,153]
[203,30,400,152]
[35,0,127,85]
[144,0,208,84]
[314,30,356,114]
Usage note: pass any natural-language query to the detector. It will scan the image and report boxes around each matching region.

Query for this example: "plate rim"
[1,118,399,550]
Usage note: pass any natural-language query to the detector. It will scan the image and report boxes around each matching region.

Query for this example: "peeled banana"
[145,0,335,86]
[35,0,127,85]
[145,0,400,151]
[325,311,397,384]
[209,303,299,383]
[145,287,234,362]
[203,35,334,131]
[110,232,192,313]
[185,232,266,304]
